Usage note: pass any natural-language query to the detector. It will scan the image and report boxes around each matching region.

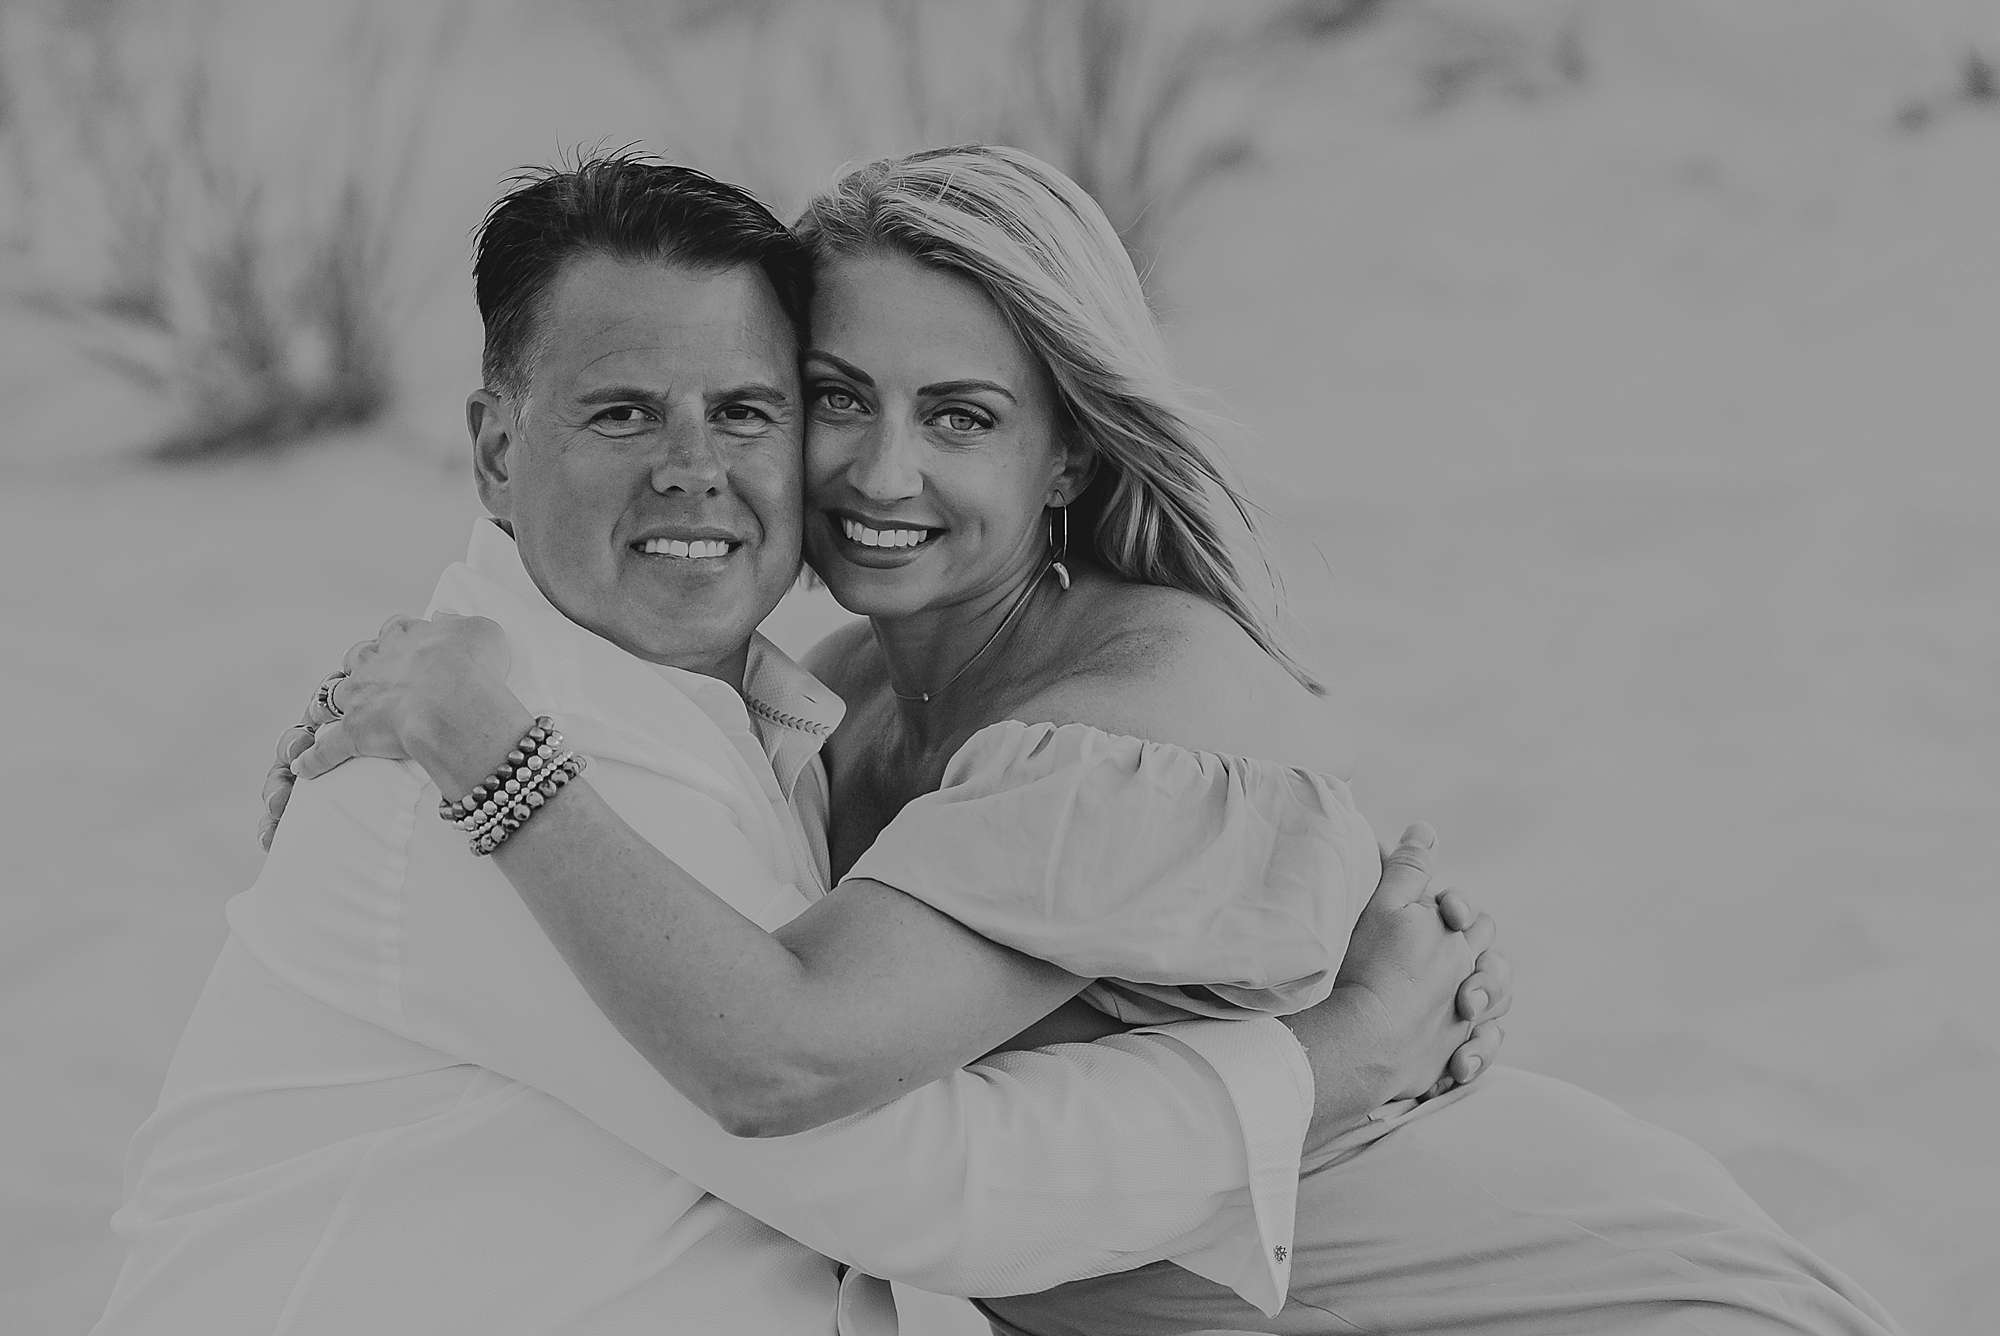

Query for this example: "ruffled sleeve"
[842,720,1381,1024]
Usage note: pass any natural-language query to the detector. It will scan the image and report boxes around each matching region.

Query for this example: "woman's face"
[802,250,1080,620]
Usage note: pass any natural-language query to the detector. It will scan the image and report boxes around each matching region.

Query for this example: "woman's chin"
[808,555,939,619]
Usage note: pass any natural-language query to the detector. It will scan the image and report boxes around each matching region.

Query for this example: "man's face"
[471,254,803,685]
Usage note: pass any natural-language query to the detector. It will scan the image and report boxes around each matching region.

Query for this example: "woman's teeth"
[841,519,931,549]
[640,538,733,558]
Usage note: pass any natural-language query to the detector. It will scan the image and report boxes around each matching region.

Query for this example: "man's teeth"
[640,538,733,558]
[841,518,932,549]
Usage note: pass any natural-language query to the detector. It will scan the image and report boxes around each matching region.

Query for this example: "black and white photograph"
[2,2,1992,1333]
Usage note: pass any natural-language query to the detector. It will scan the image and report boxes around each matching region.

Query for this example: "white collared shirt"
[93,522,1311,1336]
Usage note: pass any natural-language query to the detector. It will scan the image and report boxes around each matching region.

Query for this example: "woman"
[277,147,1900,1334]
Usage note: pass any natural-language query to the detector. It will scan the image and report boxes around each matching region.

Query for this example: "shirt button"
[1273,1244,1289,1264]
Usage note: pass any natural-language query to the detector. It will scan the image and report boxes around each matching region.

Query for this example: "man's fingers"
[1436,887,1478,933]
[1456,970,1502,1022]
[1372,823,1438,909]
[1461,909,1496,957]
[290,720,354,781]
[1471,949,1514,1020]
[1449,1021,1504,1084]
[257,813,279,853]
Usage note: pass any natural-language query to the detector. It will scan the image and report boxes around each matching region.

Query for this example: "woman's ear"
[467,390,517,522]
[1051,437,1099,508]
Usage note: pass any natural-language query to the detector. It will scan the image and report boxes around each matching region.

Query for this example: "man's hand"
[1282,824,1511,1150]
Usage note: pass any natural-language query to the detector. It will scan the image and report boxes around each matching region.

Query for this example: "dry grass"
[2,2,442,460]
[601,0,1384,276]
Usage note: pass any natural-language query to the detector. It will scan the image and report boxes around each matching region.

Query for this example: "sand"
[3,3,1994,1332]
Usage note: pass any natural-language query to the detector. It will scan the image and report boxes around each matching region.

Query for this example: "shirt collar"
[462,519,844,788]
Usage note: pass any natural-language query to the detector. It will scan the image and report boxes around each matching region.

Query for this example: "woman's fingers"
[279,724,316,765]
[290,719,356,781]
[341,636,381,676]
[263,759,295,816]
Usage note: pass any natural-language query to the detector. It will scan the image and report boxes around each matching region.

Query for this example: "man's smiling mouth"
[839,518,934,550]
[637,537,739,559]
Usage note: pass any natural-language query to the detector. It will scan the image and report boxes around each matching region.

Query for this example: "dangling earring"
[1048,501,1071,591]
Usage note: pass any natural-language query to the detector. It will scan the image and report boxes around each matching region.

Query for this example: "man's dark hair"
[473,153,812,396]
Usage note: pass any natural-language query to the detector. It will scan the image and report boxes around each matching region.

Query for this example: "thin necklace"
[889,562,1051,705]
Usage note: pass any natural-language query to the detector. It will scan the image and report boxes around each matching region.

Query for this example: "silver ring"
[313,671,349,721]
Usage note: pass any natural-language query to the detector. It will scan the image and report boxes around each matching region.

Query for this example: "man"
[96,157,1499,1335]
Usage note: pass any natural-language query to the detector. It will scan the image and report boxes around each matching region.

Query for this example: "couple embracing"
[95,148,1900,1335]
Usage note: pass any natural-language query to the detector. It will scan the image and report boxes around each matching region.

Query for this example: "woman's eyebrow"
[804,351,874,386]
[918,379,1017,403]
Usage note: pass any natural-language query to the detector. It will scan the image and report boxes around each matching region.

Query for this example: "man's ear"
[468,389,516,523]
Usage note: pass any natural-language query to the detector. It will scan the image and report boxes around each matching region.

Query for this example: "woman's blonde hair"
[795,144,1323,693]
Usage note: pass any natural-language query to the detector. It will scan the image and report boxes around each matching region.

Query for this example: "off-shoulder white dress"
[849,721,1904,1336]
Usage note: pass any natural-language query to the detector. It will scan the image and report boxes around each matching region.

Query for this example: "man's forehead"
[537,255,796,387]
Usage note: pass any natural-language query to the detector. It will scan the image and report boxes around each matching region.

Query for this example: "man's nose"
[848,417,923,502]
[649,415,725,496]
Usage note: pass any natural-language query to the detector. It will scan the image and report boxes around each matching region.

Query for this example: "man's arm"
[377,755,1304,1311]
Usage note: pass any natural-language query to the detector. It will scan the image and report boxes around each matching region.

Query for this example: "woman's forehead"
[810,252,1040,388]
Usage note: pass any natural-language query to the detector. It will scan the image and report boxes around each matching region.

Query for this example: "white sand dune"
[3,3,1995,1332]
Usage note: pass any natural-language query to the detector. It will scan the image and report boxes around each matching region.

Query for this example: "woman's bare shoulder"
[1020,582,1355,778]
[801,618,880,699]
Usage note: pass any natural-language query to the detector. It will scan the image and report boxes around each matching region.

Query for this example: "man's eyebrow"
[804,352,875,387]
[710,382,795,408]
[918,379,1017,404]
[570,383,795,408]
[572,384,666,406]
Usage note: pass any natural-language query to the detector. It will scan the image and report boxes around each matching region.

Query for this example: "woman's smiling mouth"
[838,517,936,551]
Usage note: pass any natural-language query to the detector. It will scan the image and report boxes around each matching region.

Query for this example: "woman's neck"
[867,559,1057,735]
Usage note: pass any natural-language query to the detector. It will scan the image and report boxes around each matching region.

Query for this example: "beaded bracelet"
[462,753,583,854]
[437,716,589,856]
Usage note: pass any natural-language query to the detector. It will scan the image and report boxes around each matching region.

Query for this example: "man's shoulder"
[229,756,435,1030]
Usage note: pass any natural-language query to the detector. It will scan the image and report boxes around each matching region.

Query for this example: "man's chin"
[607,576,794,675]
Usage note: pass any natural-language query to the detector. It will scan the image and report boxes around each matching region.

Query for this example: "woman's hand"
[258,613,522,849]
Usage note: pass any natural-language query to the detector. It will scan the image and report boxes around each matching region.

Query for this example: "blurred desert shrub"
[589,0,1385,278]
[0,0,445,460]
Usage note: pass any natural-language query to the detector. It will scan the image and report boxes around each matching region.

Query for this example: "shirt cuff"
[1130,1015,1312,1316]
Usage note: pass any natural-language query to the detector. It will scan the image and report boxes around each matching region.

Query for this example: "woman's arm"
[292,614,1090,1135]
[289,612,1508,1137]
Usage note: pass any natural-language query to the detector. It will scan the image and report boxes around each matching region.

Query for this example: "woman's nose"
[847,419,923,502]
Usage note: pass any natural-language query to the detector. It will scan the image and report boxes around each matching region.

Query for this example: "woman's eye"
[933,407,992,434]
[812,387,864,415]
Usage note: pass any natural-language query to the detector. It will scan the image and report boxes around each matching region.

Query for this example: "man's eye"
[592,406,654,434]
[715,404,774,434]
